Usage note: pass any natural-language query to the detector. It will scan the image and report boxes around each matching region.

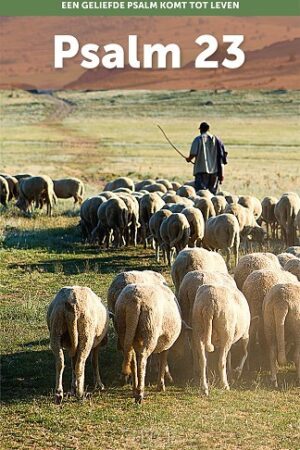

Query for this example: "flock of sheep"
[1,173,300,404]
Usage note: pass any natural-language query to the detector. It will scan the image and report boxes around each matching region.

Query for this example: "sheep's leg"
[167,248,172,267]
[227,350,232,376]
[91,344,105,391]
[269,343,278,388]
[164,363,174,384]
[132,224,137,247]
[53,346,65,404]
[225,248,230,267]
[218,345,230,390]
[135,351,148,404]
[197,340,208,396]
[130,350,138,394]
[155,240,160,262]
[142,224,147,249]
[70,354,77,395]
[234,337,249,379]
[75,338,93,398]
[157,350,168,392]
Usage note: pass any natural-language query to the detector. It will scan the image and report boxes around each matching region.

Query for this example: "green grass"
[1,89,300,449]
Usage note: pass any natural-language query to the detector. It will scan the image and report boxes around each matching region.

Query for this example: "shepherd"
[186,122,227,195]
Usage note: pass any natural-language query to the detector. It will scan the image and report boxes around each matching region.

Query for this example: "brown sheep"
[53,178,85,205]
[274,192,300,246]
[16,175,56,216]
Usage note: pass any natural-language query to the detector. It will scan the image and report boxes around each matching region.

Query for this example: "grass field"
[1,89,300,450]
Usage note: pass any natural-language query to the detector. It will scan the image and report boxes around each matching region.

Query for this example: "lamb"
[171,248,228,294]
[53,178,85,205]
[159,213,190,266]
[242,268,298,358]
[114,283,182,403]
[194,197,215,221]
[16,175,56,216]
[284,258,300,280]
[178,270,235,326]
[277,252,297,267]
[104,177,134,192]
[0,174,18,201]
[263,283,300,387]
[274,192,300,246]
[91,197,128,248]
[234,253,281,290]
[107,270,167,314]
[211,195,227,215]
[0,176,9,207]
[202,213,240,267]
[181,206,205,247]
[80,196,106,239]
[238,195,262,220]
[47,286,109,403]
[139,193,165,248]
[176,185,196,198]
[149,209,173,262]
[261,196,278,239]
[117,193,140,246]
[192,284,250,395]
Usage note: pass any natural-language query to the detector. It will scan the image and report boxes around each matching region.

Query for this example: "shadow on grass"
[1,332,123,404]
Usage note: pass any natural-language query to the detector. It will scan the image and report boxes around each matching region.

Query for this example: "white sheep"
[284,258,300,280]
[114,283,182,403]
[263,283,300,387]
[159,213,190,266]
[261,196,278,239]
[149,209,173,262]
[234,252,281,290]
[139,193,165,249]
[192,284,250,395]
[47,286,109,403]
[171,247,228,294]
[274,192,300,246]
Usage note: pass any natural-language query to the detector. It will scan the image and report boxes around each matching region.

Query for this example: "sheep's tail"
[122,301,141,376]
[79,182,85,198]
[201,303,215,352]
[274,300,289,365]
[64,294,79,358]
[170,225,188,249]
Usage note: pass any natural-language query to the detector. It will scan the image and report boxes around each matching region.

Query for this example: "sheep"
[284,258,300,280]
[261,196,278,239]
[202,214,240,267]
[156,179,173,190]
[277,252,297,267]
[113,187,133,194]
[53,178,85,205]
[149,209,173,262]
[225,194,239,204]
[162,193,186,204]
[135,179,155,191]
[80,196,106,239]
[0,176,9,207]
[192,284,250,395]
[114,283,182,403]
[171,248,228,294]
[16,175,56,216]
[47,286,109,403]
[211,195,227,215]
[0,174,18,201]
[196,189,213,199]
[225,202,265,249]
[13,173,32,181]
[163,203,191,213]
[194,197,215,221]
[139,193,165,248]
[107,270,167,314]
[263,283,300,387]
[274,192,300,246]
[171,181,181,191]
[159,213,190,266]
[242,269,298,362]
[181,206,205,247]
[91,197,128,248]
[176,185,196,198]
[144,183,168,194]
[238,195,262,220]
[98,191,118,200]
[104,177,134,192]
[178,270,235,326]
[286,246,300,258]
[117,193,140,246]
[234,253,281,290]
